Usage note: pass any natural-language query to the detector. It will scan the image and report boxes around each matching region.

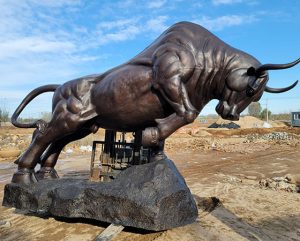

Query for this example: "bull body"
[11,21,299,184]
[52,22,259,129]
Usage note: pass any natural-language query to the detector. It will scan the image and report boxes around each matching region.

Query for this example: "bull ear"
[247,67,256,76]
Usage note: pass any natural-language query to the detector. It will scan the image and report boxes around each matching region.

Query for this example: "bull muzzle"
[216,101,239,121]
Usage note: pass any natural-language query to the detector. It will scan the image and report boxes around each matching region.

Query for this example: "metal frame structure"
[90,130,151,181]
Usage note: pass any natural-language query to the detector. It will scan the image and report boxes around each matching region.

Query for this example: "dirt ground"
[0,121,300,241]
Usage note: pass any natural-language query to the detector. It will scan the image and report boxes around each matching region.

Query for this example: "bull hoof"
[36,167,59,181]
[142,127,160,147]
[11,168,37,184]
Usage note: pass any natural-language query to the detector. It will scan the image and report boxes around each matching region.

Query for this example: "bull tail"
[11,84,60,129]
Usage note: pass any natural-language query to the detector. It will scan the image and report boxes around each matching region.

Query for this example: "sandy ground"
[0,123,300,241]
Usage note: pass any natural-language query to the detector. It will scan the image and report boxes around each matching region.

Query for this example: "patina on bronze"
[10,21,300,184]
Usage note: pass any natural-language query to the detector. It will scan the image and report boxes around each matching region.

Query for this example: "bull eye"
[247,67,256,76]
[246,87,255,97]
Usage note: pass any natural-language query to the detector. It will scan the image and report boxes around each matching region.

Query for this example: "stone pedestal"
[2,158,198,231]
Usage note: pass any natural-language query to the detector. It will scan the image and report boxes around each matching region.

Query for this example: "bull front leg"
[142,113,196,146]
[152,43,199,123]
[142,45,199,146]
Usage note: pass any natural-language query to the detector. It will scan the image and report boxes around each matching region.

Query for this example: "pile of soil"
[176,127,212,136]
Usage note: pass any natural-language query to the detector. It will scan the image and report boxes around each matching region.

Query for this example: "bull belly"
[91,64,170,131]
[94,102,165,132]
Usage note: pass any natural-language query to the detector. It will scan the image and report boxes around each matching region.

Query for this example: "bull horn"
[265,80,298,93]
[256,58,300,77]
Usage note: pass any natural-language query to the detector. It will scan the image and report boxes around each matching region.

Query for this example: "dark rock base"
[2,158,198,231]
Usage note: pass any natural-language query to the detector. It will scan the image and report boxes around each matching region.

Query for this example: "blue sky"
[0,0,300,118]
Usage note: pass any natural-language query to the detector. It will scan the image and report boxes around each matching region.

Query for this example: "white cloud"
[193,2,204,8]
[0,56,78,87]
[212,0,242,5]
[147,0,167,9]
[212,0,257,5]
[117,0,135,9]
[146,16,169,32]
[28,0,82,8]
[0,37,76,58]
[97,19,138,30]
[0,1,158,110]
[100,25,141,43]
[0,1,87,108]
[94,18,142,45]
[0,90,31,100]
[195,15,258,31]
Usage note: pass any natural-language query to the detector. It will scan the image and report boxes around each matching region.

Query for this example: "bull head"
[246,58,300,96]
[217,57,299,121]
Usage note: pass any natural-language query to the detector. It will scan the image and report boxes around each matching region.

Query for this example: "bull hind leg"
[12,128,73,184]
[36,128,93,180]
[12,113,95,184]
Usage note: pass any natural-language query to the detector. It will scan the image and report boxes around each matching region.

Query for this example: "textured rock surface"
[2,158,198,231]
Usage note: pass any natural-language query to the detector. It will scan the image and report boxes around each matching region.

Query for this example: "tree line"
[0,108,9,126]
[0,103,293,126]
[248,102,291,121]
[0,107,52,126]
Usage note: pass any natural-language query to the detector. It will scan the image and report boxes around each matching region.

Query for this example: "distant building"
[291,112,300,127]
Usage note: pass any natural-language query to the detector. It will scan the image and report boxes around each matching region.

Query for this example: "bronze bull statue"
[11,21,300,184]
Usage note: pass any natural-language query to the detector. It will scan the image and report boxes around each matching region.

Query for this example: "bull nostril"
[228,114,234,120]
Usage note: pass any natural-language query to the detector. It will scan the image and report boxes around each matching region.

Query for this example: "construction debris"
[0,220,11,228]
[94,224,124,241]
[259,176,300,193]
[208,122,240,129]
[208,116,286,129]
